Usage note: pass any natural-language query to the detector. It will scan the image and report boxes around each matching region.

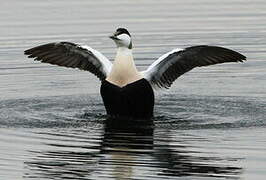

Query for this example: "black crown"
[116,28,131,37]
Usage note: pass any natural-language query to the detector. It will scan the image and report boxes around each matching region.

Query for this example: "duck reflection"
[97,117,154,179]
[102,117,154,153]
[25,117,241,179]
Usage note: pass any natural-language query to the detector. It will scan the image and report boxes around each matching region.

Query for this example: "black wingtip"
[24,43,58,57]
[24,49,31,55]
[243,55,247,61]
[238,53,247,62]
[24,48,36,59]
[24,46,38,56]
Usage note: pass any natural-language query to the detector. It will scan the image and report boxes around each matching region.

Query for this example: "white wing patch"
[143,48,183,79]
[81,45,113,75]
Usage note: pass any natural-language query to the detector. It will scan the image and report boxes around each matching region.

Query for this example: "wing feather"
[24,42,112,81]
[143,45,246,89]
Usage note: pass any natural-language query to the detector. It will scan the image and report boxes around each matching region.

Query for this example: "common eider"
[24,28,246,119]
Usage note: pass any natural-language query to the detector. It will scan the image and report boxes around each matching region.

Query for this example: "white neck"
[116,47,132,56]
[106,47,142,87]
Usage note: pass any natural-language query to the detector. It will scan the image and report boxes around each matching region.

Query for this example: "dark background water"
[0,0,265,179]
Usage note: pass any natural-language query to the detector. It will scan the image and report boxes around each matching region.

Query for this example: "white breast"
[106,47,142,87]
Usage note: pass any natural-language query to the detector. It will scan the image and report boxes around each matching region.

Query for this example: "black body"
[100,78,154,119]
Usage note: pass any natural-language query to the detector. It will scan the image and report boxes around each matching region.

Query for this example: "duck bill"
[109,35,119,40]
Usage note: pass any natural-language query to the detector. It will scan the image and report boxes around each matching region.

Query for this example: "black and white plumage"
[24,28,246,119]
[143,45,246,89]
[24,42,112,81]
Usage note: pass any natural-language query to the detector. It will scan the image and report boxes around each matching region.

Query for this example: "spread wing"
[24,42,113,81]
[143,45,246,89]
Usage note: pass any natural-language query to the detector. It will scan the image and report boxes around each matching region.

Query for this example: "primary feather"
[143,45,246,89]
[24,42,112,81]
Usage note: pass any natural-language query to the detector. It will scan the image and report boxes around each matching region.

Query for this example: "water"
[0,0,266,179]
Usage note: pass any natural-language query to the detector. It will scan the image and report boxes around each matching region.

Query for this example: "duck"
[24,28,246,119]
